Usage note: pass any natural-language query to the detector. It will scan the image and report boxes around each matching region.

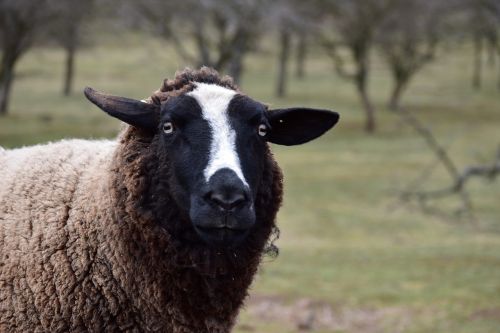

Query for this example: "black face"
[84,84,339,248]
[158,94,269,247]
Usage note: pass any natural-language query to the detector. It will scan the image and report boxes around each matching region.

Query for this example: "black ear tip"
[330,111,340,126]
[319,109,340,129]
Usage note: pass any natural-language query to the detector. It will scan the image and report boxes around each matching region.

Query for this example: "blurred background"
[1,0,500,332]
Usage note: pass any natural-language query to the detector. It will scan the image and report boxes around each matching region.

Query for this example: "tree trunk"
[487,41,496,68]
[354,50,376,133]
[358,84,376,133]
[498,53,500,90]
[355,69,375,133]
[194,24,212,67]
[388,77,409,111]
[227,51,244,85]
[62,42,75,96]
[472,35,483,89]
[276,30,291,98]
[388,82,403,111]
[226,30,250,85]
[0,55,16,116]
[295,33,307,79]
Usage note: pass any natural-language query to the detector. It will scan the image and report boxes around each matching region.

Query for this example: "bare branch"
[395,107,481,224]
[169,32,199,65]
[399,107,462,178]
[321,39,356,80]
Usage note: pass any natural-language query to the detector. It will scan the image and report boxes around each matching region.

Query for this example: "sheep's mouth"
[194,225,249,246]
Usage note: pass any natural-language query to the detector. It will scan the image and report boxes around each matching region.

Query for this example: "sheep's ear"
[266,108,339,146]
[84,87,159,131]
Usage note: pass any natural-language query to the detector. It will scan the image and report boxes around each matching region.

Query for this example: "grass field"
[1,34,500,332]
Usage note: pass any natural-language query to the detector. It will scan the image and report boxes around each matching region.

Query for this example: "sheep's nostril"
[209,192,246,211]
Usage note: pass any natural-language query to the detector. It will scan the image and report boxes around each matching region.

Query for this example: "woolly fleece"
[0,68,284,333]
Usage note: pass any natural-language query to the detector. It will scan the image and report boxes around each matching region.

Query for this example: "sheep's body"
[0,69,284,333]
[0,67,337,332]
[0,132,282,332]
[0,140,130,331]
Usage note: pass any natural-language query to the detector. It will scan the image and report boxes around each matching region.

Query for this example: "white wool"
[0,140,116,200]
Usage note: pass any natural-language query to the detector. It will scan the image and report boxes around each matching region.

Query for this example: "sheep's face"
[84,82,339,248]
[157,84,268,247]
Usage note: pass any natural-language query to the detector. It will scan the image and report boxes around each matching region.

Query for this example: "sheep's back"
[0,139,117,331]
[0,139,116,217]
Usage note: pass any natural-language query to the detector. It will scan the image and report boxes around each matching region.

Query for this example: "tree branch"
[321,39,356,80]
[395,107,482,224]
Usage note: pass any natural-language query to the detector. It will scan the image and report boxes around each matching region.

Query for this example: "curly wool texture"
[0,68,284,332]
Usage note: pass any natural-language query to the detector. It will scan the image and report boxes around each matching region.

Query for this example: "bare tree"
[270,1,305,97]
[498,49,500,90]
[271,1,319,97]
[490,1,500,90]
[320,0,392,133]
[276,28,291,98]
[0,0,56,115]
[462,0,500,89]
[126,0,268,84]
[378,0,449,111]
[395,107,500,225]
[51,0,94,96]
[295,33,307,79]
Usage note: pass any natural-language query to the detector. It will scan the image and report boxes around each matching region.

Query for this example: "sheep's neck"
[99,203,262,332]
[103,130,283,332]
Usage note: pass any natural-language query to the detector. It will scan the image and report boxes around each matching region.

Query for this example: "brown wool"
[0,68,283,332]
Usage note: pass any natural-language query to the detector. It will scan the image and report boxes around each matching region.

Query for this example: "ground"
[1,33,499,332]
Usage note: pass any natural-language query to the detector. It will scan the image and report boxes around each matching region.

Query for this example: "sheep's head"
[84,69,339,248]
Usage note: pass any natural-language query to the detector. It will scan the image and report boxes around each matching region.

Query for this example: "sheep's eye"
[258,124,267,137]
[163,122,174,134]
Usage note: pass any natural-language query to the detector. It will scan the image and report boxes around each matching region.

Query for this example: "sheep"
[0,67,339,332]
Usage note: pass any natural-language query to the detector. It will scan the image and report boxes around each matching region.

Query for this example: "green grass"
[1,34,500,332]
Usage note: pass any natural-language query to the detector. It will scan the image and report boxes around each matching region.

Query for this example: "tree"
[462,0,500,89]
[0,0,55,115]
[51,0,94,96]
[378,0,447,111]
[295,32,308,79]
[269,0,319,97]
[320,0,392,133]
[126,0,269,84]
[395,106,500,225]
[276,28,291,98]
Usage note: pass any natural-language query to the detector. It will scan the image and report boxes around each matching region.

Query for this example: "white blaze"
[187,83,248,186]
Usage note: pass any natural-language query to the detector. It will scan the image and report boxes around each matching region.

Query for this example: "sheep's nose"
[209,191,246,211]
[205,168,249,212]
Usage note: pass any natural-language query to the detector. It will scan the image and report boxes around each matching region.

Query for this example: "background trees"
[319,0,392,133]
[0,0,498,118]
[126,0,269,84]
[378,0,446,111]
[268,0,319,98]
[463,0,500,89]
[0,0,57,115]
[50,0,94,96]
